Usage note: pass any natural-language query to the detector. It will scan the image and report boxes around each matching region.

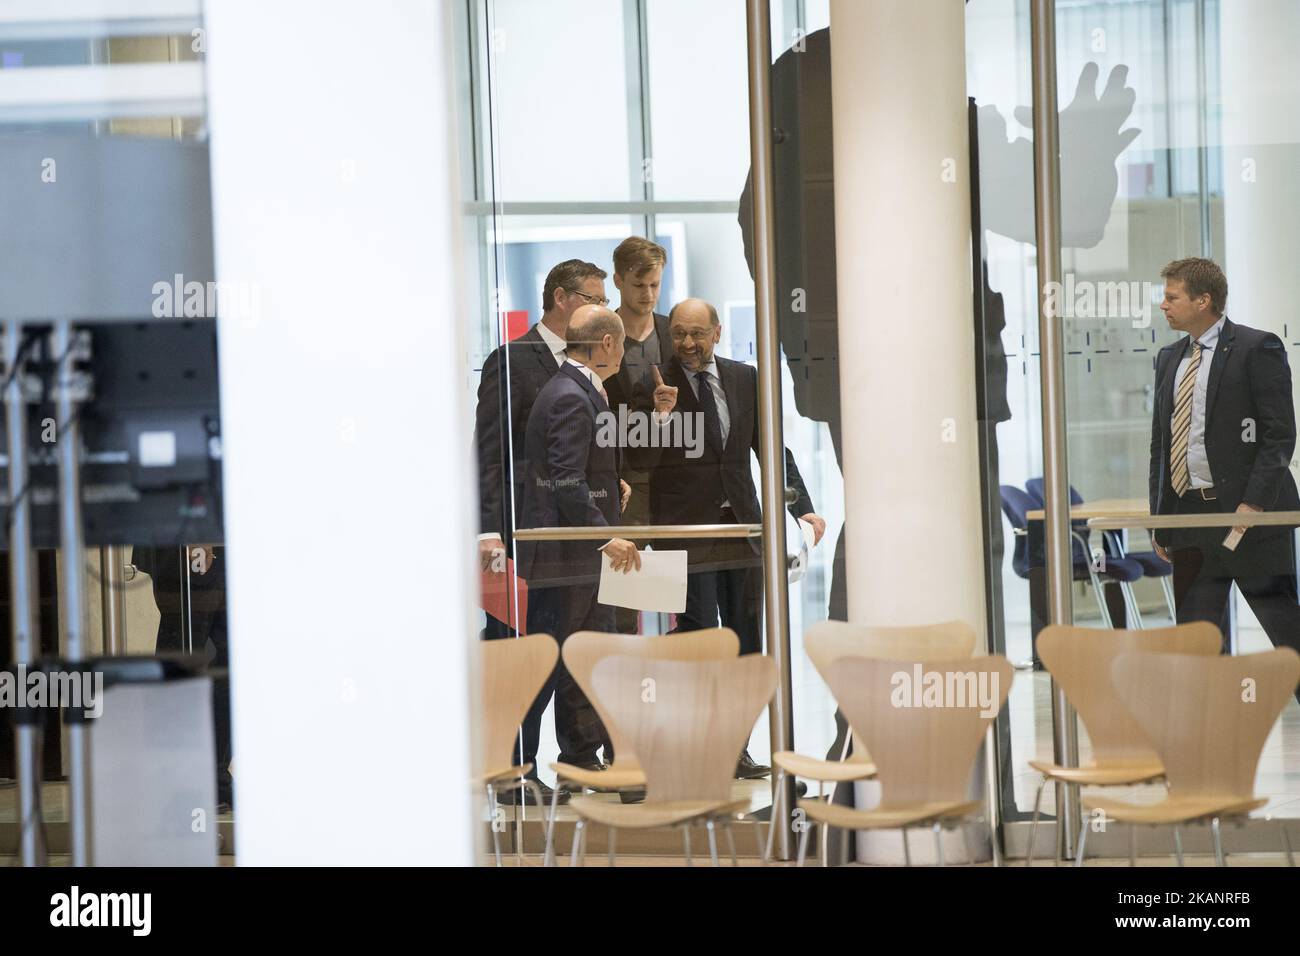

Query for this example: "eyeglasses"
[670,328,715,342]
[566,289,610,307]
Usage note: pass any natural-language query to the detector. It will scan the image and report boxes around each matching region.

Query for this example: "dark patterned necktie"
[696,370,724,456]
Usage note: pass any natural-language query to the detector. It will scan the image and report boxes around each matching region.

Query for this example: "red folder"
[480,559,528,630]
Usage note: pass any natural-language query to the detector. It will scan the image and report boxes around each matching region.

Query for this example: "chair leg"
[1129,824,1138,866]
[607,826,617,867]
[1026,777,1047,867]
[723,820,739,866]
[819,780,828,868]
[1160,575,1177,621]
[570,819,585,868]
[1211,817,1225,867]
[796,819,811,867]
[933,822,945,868]
[1281,821,1296,867]
[1081,541,1115,627]
[543,781,562,867]
[521,778,546,865]
[1120,582,1145,629]
[1074,817,1090,867]
[486,784,502,867]
[682,824,692,867]
[764,769,784,863]
[1173,825,1184,867]
[1093,581,1114,627]
[901,827,911,867]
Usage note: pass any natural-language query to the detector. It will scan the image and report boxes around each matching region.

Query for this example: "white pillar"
[1221,1,1300,400]
[203,1,475,864]
[829,0,990,864]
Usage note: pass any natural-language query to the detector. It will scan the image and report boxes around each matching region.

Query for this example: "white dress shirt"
[1172,314,1226,489]
[565,358,607,399]
[536,321,567,367]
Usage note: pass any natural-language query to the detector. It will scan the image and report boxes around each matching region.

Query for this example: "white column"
[829,0,990,864]
[1221,1,1300,383]
[203,1,475,864]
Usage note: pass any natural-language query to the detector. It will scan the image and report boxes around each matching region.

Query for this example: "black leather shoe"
[560,756,621,793]
[734,750,771,780]
[496,778,570,806]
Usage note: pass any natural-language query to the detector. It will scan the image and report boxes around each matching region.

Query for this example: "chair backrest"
[804,620,978,677]
[804,620,978,764]
[563,629,740,773]
[1038,623,1222,765]
[1111,647,1300,799]
[591,654,776,803]
[999,486,1036,578]
[1023,478,1093,562]
[479,633,558,777]
[823,655,1013,808]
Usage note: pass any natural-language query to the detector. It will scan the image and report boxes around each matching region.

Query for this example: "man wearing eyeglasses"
[474,257,615,805]
[636,298,827,779]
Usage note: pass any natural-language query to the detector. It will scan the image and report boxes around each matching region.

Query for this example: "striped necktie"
[1170,340,1203,496]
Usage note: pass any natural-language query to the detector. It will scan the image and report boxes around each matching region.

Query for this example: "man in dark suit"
[636,298,825,777]
[473,258,610,804]
[1149,257,1300,688]
[518,305,642,775]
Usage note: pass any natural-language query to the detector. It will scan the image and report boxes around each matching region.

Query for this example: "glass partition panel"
[461,0,856,858]
[970,0,1300,849]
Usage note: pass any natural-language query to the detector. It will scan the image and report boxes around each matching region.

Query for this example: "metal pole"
[1193,0,1212,257]
[744,0,797,862]
[1029,0,1080,861]
[53,319,92,866]
[6,322,45,866]
[99,546,126,655]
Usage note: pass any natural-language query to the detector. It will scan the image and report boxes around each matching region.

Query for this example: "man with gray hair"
[637,297,825,778]
[516,305,641,779]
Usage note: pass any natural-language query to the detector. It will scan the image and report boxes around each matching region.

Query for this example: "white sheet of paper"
[1222,527,1244,551]
[788,518,815,584]
[598,549,688,613]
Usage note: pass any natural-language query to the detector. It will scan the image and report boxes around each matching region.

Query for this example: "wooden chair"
[544,628,740,865]
[795,654,1013,866]
[478,632,558,867]
[566,653,777,866]
[1078,647,1300,867]
[1028,623,1221,864]
[766,620,978,864]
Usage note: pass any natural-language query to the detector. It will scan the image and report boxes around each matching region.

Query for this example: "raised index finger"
[651,364,664,387]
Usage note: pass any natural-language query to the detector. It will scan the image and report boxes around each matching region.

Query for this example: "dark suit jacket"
[1149,317,1300,547]
[633,355,814,560]
[516,363,621,587]
[604,311,672,415]
[474,325,559,538]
